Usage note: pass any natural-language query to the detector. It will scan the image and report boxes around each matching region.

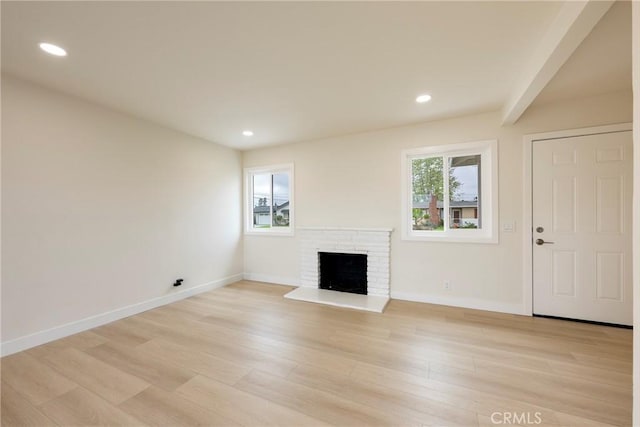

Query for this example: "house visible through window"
[403,140,497,243]
[448,154,481,229]
[245,164,294,234]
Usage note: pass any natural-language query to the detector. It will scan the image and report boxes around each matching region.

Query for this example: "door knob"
[535,238,554,245]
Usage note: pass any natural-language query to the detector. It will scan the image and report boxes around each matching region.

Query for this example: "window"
[401,140,498,243]
[245,163,294,235]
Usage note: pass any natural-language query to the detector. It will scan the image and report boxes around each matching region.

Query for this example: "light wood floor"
[1,281,632,426]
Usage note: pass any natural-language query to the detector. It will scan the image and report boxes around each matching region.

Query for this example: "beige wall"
[1,76,244,346]
[243,90,632,312]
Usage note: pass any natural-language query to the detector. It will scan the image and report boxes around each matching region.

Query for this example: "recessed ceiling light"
[242,130,254,137]
[416,94,432,104]
[39,42,67,57]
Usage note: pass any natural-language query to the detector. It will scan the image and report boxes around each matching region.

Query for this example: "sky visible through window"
[253,173,289,206]
[451,165,478,201]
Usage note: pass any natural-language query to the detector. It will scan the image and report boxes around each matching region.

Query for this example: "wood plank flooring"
[1,281,633,426]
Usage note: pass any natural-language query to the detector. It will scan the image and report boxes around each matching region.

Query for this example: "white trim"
[0,273,243,357]
[390,291,524,316]
[242,274,523,316]
[244,163,293,174]
[522,123,633,317]
[244,163,295,236]
[400,234,498,244]
[297,227,393,232]
[243,272,300,287]
[244,230,295,237]
[401,139,499,243]
[402,139,496,157]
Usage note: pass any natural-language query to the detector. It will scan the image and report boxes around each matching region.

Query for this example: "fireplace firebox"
[318,252,367,295]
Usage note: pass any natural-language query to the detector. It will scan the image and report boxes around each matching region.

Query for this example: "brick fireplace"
[298,227,392,297]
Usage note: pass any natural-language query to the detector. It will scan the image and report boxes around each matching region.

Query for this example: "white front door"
[532,130,633,325]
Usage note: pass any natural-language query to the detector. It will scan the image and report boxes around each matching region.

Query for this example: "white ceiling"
[533,0,631,106]
[1,1,629,150]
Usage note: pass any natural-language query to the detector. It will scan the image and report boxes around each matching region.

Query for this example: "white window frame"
[401,140,498,243]
[244,163,295,236]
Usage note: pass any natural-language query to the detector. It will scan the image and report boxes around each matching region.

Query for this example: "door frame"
[521,122,633,316]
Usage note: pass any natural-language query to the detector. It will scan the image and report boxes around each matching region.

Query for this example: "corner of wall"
[1,273,244,357]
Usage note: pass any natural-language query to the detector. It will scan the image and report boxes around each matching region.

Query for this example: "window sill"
[245,229,295,237]
[402,233,498,244]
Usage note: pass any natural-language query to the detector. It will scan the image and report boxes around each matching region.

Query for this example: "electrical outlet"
[444,280,451,291]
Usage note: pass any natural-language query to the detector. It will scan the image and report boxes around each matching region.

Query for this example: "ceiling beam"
[501,0,614,125]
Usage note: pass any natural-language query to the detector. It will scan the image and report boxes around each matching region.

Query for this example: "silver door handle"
[535,238,554,245]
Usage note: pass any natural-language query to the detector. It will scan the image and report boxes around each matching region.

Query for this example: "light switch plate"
[502,221,515,232]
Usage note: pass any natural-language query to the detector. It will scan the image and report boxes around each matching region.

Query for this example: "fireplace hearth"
[287,227,392,312]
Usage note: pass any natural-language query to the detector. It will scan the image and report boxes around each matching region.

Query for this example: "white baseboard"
[241,273,525,316]
[390,290,526,316]
[241,274,524,316]
[243,273,300,287]
[0,273,243,357]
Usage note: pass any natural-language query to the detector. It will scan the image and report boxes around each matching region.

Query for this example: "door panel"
[551,251,576,297]
[532,131,633,325]
[552,177,576,233]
